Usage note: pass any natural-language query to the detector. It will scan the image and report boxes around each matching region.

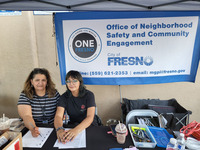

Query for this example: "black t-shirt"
[58,90,96,124]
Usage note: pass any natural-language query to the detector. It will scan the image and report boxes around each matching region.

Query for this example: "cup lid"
[115,123,127,133]
[0,117,9,122]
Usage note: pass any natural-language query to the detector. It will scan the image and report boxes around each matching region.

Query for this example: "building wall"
[0,11,199,124]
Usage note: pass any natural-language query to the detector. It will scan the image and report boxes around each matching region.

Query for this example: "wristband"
[56,127,64,132]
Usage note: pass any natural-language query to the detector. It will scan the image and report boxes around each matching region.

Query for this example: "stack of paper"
[54,128,86,149]
[22,127,53,148]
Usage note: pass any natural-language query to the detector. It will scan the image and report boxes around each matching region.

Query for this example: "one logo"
[68,28,102,63]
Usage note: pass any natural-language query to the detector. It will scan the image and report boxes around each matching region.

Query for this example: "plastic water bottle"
[166,138,178,150]
[177,133,185,150]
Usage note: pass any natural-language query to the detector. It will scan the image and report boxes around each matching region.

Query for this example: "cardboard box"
[0,131,22,150]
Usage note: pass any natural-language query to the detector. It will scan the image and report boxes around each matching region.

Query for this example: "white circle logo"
[68,28,102,63]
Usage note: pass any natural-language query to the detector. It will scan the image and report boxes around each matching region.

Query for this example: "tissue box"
[128,124,157,148]
[0,131,22,150]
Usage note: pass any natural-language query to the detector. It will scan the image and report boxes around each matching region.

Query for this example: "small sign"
[0,10,21,16]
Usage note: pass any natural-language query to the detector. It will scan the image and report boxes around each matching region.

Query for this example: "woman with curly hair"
[18,68,60,137]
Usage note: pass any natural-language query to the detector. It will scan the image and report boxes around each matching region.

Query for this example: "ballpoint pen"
[29,122,42,137]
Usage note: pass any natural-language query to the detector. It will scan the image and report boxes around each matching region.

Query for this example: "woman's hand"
[60,107,95,143]
[63,128,79,143]
[56,129,66,143]
[30,127,40,137]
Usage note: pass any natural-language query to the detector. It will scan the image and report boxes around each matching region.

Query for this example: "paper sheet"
[54,128,86,149]
[22,127,53,148]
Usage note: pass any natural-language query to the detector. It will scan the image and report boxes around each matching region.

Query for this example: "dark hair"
[65,70,86,97]
[23,68,56,99]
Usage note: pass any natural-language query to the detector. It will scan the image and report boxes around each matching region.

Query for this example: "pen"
[29,122,42,137]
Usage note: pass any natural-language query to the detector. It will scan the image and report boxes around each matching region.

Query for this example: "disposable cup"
[0,117,10,135]
[115,123,127,144]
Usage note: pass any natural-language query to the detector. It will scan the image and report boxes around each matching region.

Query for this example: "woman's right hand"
[56,129,65,143]
[30,127,40,137]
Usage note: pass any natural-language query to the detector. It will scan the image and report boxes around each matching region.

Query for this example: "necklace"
[37,95,47,118]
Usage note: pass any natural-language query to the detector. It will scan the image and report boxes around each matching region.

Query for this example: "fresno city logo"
[68,28,102,63]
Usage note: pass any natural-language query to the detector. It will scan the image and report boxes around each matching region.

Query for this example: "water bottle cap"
[170,138,177,145]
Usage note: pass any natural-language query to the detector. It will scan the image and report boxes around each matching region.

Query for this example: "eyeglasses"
[66,79,78,84]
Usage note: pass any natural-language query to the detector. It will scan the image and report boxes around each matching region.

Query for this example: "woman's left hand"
[62,128,79,142]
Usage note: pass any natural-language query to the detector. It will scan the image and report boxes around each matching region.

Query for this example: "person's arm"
[54,106,66,143]
[17,105,40,137]
[63,106,95,142]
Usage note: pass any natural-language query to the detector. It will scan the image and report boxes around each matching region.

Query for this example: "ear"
[30,79,33,85]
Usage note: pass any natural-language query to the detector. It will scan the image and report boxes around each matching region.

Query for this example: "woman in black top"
[54,70,96,143]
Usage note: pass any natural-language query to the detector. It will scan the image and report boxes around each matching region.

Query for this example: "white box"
[128,124,157,148]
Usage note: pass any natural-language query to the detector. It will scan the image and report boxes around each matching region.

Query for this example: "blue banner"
[54,11,200,85]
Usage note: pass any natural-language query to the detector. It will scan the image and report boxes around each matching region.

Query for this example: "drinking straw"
[118,121,122,131]
[3,114,5,122]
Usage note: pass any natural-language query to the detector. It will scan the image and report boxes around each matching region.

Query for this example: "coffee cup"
[115,123,127,144]
[0,116,10,135]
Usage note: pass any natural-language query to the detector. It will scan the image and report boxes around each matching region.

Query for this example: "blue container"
[148,126,174,148]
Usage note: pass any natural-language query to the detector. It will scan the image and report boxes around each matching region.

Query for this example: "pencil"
[29,122,42,137]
